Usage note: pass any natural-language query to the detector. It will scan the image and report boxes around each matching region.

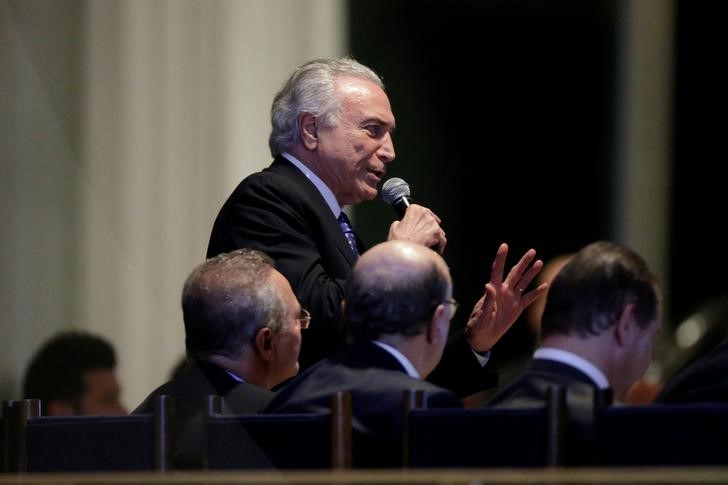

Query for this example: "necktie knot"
[338,212,359,258]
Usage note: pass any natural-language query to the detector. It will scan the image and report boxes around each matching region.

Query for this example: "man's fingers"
[512,258,544,292]
[490,243,509,284]
[520,282,549,307]
[505,248,536,281]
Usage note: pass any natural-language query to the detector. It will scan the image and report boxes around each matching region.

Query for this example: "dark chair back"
[404,385,566,468]
[2,399,41,472]
[204,391,351,470]
[594,402,728,466]
[23,394,173,472]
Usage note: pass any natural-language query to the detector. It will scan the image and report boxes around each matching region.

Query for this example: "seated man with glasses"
[264,239,542,468]
[132,248,307,468]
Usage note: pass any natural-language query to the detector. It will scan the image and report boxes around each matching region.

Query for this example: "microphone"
[381,177,412,219]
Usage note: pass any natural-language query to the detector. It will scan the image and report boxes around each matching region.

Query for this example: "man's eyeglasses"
[443,298,459,318]
[296,308,311,329]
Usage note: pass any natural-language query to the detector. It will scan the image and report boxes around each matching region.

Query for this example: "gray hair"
[268,57,384,157]
[182,248,287,360]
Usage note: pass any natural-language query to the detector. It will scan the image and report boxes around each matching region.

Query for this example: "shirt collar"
[533,347,610,390]
[224,369,246,383]
[281,152,341,218]
[372,341,420,378]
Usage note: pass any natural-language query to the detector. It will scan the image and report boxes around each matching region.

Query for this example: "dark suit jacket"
[132,361,273,469]
[486,358,612,466]
[208,156,357,368]
[656,338,728,403]
[207,156,497,396]
[264,342,463,468]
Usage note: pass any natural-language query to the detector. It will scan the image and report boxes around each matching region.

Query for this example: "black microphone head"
[381,177,411,205]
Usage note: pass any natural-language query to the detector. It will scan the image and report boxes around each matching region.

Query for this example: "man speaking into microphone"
[206,57,546,396]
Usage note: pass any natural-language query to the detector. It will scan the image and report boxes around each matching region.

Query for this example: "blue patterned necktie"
[337,212,360,258]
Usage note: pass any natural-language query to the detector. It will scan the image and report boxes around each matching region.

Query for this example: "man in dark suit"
[264,240,471,467]
[656,338,728,403]
[206,56,547,396]
[486,240,662,465]
[132,248,307,468]
[266,241,462,467]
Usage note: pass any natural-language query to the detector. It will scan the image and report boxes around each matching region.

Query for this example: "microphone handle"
[393,197,411,219]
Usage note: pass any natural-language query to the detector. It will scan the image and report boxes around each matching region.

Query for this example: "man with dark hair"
[264,239,543,467]
[22,330,127,416]
[132,248,306,468]
[486,240,662,465]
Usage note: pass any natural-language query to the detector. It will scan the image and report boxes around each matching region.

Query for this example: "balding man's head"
[344,241,452,342]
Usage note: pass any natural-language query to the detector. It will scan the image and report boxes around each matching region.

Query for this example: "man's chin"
[361,186,380,201]
[340,190,377,205]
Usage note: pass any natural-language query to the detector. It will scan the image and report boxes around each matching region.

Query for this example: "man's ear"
[614,303,636,346]
[299,113,319,150]
[426,305,448,344]
[47,399,75,416]
[253,327,276,362]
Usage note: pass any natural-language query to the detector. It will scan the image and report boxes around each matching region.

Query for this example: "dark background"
[348,0,728,365]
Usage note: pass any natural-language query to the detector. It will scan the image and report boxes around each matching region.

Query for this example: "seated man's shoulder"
[223,382,275,414]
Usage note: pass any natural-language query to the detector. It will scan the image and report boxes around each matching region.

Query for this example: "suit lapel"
[269,157,360,266]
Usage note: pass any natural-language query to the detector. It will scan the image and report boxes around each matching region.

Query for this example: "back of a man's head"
[541,240,659,339]
[344,240,450,342]
[22,330,125,416]
[182,248,284,362]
